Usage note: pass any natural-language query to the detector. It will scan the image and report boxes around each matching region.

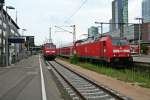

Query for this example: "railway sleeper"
[78,88,100,93]
[85,94,112,100]
[74,84,93,88]
[72,82,91,86]
[81,91,105,96]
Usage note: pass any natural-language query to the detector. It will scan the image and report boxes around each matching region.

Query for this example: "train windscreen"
[45,43,56,49]
[112,39,128,46]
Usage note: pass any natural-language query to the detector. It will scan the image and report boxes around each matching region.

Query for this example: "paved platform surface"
[0,55,63,100]
[133,55,150,63]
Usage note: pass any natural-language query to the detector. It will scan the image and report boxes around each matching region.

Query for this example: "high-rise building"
[88,26,98,38]
[124,24,142,43]
[111,0,128,37]
[112,1,116,31]
[142,0,150,23]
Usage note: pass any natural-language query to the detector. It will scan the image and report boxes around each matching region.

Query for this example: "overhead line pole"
[55,25,76,55]
[135,18,144,55]
[49,27,52,43]
[95,22,138,37]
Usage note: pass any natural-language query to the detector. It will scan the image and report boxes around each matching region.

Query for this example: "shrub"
[70,54,79,64]
[141,44,148,54]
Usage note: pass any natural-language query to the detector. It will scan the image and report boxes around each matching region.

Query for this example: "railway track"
[47,60,132,100]
[134,61,150,67]
[132,62,150,74]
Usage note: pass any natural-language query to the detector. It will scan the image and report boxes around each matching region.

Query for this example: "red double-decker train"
[42,43,56,60]
[57,35,133,64]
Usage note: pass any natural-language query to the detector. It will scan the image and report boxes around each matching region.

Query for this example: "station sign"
[8,37,25,43]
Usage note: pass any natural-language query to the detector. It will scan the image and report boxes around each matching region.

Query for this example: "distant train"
[130,44,140,54]
[57,35,133,64]
[42,43,56,60]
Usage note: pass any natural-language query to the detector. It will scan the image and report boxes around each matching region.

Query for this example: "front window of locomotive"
[112,38,131,57]
[112,39,129,46]
[45,43,56,49]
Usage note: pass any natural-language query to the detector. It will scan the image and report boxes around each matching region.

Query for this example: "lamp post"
[21,28,27,58]
[22,28,27,36]
[15,10,17,24]
[135,18,143,55]
[5,6,15,66]
[70,25,76,45]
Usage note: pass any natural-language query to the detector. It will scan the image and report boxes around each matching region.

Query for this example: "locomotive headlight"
[113,50,120,53]
[46,51,50,53]
[51,51,55,53]
[124,50,130,52]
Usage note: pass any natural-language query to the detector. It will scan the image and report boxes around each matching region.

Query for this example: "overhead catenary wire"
[64,0,88,23]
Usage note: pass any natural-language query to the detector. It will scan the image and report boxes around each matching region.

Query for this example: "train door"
[101,41,106,57]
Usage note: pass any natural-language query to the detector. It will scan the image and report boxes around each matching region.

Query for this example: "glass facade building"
[124,24,141,43]
[88,26,98,38]
[142,0,150,23]
[111,0,128,37]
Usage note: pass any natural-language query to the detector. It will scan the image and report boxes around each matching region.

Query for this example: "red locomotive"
[42,43,56,60]
[57,35,133,64]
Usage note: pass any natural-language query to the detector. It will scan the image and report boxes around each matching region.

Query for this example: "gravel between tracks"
[56,59,150,100]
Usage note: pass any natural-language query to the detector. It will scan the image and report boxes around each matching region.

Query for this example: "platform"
[133,55,150,63]
[0,55,63,100]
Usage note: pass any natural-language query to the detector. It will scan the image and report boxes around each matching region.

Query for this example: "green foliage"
[141,44,148,54]
[77,62,150,88]
[70,54,79,64]
[61,57,150,88]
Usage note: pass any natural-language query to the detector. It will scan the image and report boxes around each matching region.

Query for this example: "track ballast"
[47,61,132,100]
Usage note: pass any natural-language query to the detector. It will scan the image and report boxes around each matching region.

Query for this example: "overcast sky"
[6,0,142,46]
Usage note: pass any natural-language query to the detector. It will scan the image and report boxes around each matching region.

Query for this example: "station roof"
[3,9,20,29]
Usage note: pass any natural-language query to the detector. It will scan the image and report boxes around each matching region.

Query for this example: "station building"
[0,9,20,66]
[142,23,150,42]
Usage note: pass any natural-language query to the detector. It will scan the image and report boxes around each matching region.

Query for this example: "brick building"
[142,23,150,42]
